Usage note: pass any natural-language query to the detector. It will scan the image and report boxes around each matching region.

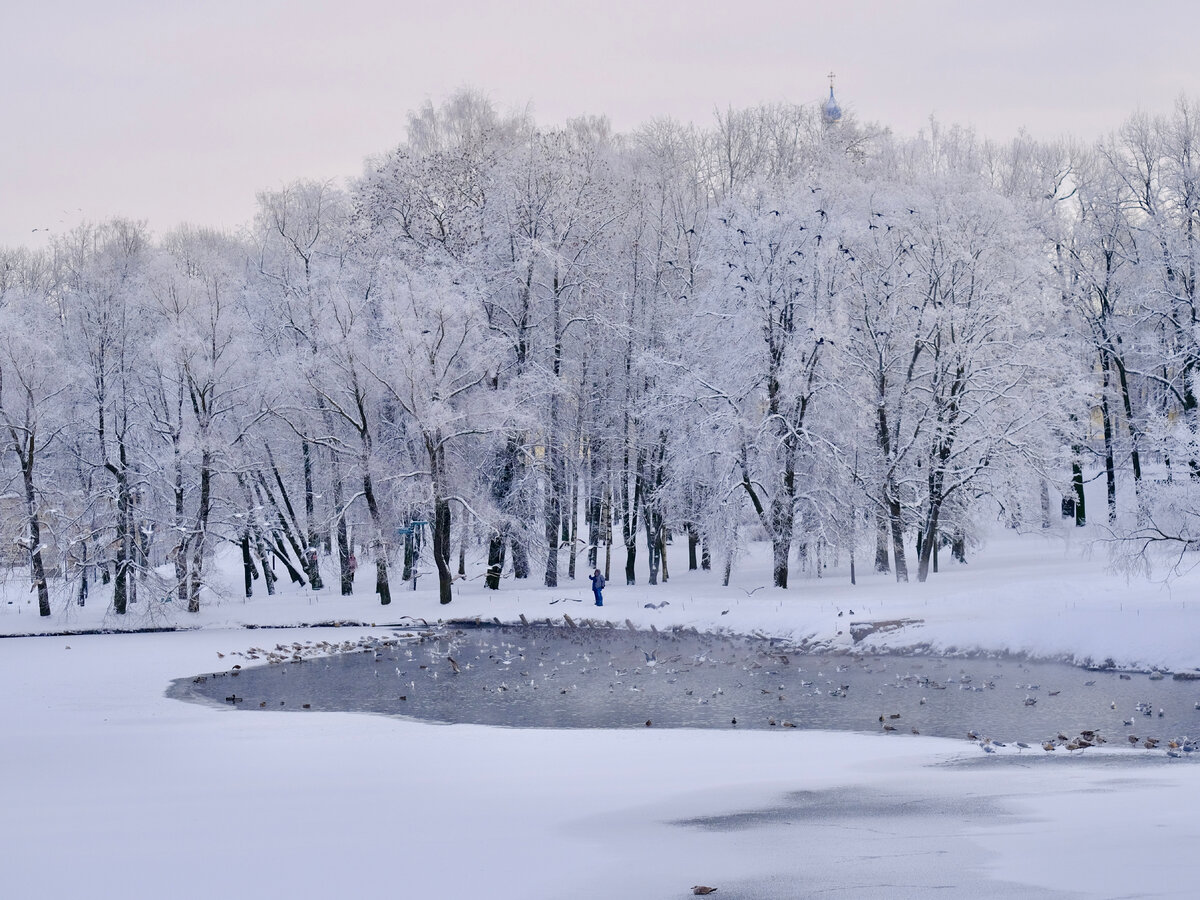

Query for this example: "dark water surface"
[172,625,1200,748]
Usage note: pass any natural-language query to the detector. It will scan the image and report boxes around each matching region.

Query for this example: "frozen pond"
[172,625,1200,750]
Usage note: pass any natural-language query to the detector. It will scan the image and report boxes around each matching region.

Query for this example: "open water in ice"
[172,625,1200,748]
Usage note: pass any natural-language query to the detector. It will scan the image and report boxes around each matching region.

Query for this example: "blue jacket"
[590,572,605,591]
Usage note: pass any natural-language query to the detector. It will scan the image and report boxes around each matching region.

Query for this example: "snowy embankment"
[3,527,1199,898]
[4,524,1198,673]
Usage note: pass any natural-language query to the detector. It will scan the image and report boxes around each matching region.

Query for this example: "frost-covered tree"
[145,227,248,611]
[690,180,837,588]
[250,180,355,593]
[0,283,75,616]
[369,268,493,604]
[11,91,1200,602]
[59,220,153,614]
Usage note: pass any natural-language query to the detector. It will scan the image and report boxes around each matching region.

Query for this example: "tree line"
[3,90,1197,616]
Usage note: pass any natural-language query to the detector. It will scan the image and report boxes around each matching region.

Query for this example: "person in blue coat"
[589,568,605,606]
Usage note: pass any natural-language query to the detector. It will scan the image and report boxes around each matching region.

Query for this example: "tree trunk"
[587,461,601,570]
[173,427,188,604]
[643,435,668,586]
[917,449,947,584]
[545,270,568,588]
[622,463,642,585]
[362,470,391,605]
[888,493,908,583]
[265,444,318,589]
[458,525,467,578]
[188,451,214,614]
[543,487,560,588]
[604,496,614,580]
[20,448,50,617]
[768,466,795,588]
[488,433,525,583]
[241,534,255,598]
[188,449,211,613]
[874,507,890,572]
[645,514,660,586]
[876,387,904,581]
[601,482,613,579]
[1111,353,1146,518]
[302,437,322,589]
[543,382,564,587]
[771,534,790,589]
[511,535,529,579]
[255,470,308,585]
[333,458,351,595]
[434,497,453,605]
[77,543,89,607]
[238,472,277,594]
[402,527,415,583]
[486,527,506,590]
[259,543,278,594]
[1100,362,1117,522]
[567,475,578,580]
[425,435,454,605]
[113,456,130,615]
[916,508,939,583]
[1071,458,1087,526]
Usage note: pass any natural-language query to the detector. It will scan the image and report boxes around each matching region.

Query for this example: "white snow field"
[3,524,1199,899]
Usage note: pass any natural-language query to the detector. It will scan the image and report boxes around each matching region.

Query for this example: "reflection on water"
[172,625,1200,748]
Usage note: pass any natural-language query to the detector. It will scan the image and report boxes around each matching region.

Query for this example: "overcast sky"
[4,0,1200,249]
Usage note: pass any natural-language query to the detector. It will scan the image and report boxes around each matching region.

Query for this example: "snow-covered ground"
[3,522,1199,898]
